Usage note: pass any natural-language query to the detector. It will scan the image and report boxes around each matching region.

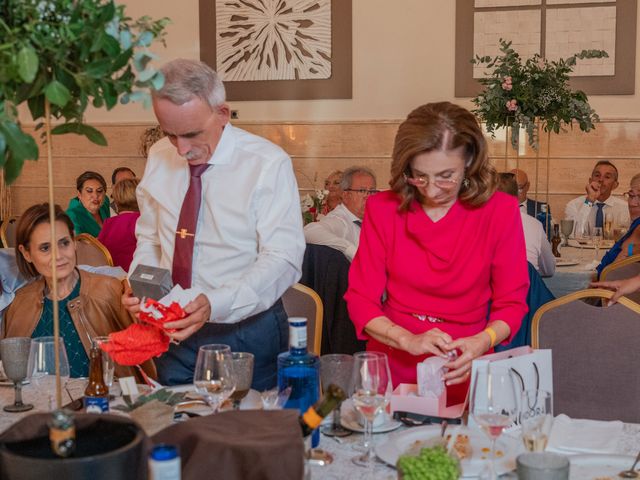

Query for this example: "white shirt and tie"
[564,195,629,236]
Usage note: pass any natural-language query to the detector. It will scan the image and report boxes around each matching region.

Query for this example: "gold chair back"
[0,216,19,248]
[75,233,113,267]
[281,283,323,355]
[599,254,640,304]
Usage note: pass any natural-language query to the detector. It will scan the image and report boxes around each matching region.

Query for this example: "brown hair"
[76,171,107,191]
[15,204,75,278]
[497,172,518,197]
[113,178,140,213]
[390,102,497,211]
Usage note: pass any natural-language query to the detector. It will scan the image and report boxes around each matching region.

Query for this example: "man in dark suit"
[512,168,550,217]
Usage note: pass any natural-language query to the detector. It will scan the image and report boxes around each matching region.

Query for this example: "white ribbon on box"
[468,346,553,429]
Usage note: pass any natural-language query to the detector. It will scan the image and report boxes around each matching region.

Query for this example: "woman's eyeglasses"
[624,191,640,202]
[404,173,459,189]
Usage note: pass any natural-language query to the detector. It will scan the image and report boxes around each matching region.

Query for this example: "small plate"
[167,385,262,411]
[556,259,579,267]
[340,399,402,434]
[569,454,636,479]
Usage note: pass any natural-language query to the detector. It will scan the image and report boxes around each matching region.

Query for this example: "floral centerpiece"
[301,189,328,225]
[471,39,608,150]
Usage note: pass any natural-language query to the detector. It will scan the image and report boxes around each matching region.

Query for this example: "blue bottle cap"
[150,444,179,461]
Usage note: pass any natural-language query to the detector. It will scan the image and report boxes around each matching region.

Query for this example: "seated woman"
[322,170,343,215]
[596,173,640,277]
[4,203,154,379]
[345,102,529,403]
[66,171,110,236]
[98,178,140,271]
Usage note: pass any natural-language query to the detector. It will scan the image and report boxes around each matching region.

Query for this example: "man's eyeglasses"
[344,188,379,196]
[404,173,459,189]
[624,191,640,202]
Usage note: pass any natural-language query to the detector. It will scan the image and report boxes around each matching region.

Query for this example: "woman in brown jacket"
[4,203,154,379]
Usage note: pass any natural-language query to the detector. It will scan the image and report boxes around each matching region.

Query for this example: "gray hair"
[153,59,226,108]
[340,166,377,190]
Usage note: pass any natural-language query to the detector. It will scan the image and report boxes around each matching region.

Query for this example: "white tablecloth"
[543,245,605,298]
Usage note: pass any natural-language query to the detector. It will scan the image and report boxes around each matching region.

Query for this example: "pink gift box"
[390,383,447,416]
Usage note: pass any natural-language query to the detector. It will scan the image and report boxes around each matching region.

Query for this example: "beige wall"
[69,0,640,124]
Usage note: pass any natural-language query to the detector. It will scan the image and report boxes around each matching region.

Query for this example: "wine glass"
[320,353,354,437]
[520,389,553,452]
[229,352,254,409]
[0,338,34,412]
[28,336,70,410]
[559,219,574,247]
[193,344,236,413]
[592,226,603,261]
[603,212,613,241]
[350,351,393,470]
[470,364,517,480]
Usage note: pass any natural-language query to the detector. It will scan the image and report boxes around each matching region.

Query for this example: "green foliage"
[471,39,607,150]
[0,0,170,183]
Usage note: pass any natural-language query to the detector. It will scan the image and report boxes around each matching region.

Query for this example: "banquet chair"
[599,254,640,304]
[75,233,113,267]
[532,288,640,423]
[0,216,19,248]
[281,283,323,355]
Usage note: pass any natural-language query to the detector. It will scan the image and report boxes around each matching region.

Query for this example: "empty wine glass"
[28,336,70,410]
[471,364,517,480]
[320,353,354,437]
[520,389,553,452]
[193,344,235,413]
[350,351,392,470]
[0,338,34,412]
[592,226,603,261]
[559,219,574,247]
[229,352,254,409]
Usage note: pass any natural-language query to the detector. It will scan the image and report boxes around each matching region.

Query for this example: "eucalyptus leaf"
[151,71,165,91]
[51,122,108,146]
[136,31,153,47]
[0,132,6,166]
[0,120,39,161]
[17,46,38,83]
[119,30,132,49]
[44,80,71,107]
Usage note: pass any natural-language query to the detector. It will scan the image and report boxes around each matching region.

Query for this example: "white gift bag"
[468,346,553,429]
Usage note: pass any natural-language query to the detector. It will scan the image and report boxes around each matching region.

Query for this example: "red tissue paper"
[100,299,186,366]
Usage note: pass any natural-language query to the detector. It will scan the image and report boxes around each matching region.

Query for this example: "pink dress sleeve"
[345,196,390,339]
[488,196,529,343]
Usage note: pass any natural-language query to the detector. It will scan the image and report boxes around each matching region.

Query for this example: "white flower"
[315,189,328,201]
[300,194,313,212]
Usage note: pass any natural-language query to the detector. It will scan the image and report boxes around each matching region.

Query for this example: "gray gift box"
[129,265,173,301]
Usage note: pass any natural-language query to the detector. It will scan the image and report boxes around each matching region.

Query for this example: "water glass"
[350,351,392,470]
[517,452,569,480]
[559,219,574,247]
[591,226,603,261]
[27,336,70,410]
[229,352,254,409]
[320,354,354,437]
[193,344,235,413]
[470,364,517,480]
[93,336,114,388]
[520,390,553,452]
[0,337,34,412]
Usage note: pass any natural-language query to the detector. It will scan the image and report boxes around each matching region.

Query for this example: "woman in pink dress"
[345,102,529,403]
[98,178,140,271]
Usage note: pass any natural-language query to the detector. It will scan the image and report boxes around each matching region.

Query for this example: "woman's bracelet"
[483,326,497,348]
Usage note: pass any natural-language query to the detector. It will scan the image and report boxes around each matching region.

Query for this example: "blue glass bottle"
[536,204,553,241]
[277,317,320,448]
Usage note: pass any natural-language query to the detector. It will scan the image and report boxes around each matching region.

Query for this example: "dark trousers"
[155,300,288,391]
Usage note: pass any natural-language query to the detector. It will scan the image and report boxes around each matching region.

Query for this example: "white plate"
[375,425,520,477]
[167,385,262,411]
[340,399,402,434]
[568,239,614,249]
[556,259,579,267]
[569,454,636,479]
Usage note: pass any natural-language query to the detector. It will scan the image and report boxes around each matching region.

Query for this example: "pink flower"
[501,76,513,91]
[506,99,518,112]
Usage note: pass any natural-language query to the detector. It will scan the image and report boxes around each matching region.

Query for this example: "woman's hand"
[121,284,141,315]
[591,274,640,305]
[398,328,452,358]
[442,332,491,385]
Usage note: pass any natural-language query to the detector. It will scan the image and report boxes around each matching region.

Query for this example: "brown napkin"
[152,409,304,480]
[129,399,175,436]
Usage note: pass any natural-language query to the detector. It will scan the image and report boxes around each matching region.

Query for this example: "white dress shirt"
[564,195,629,236]
[132,125,305,324]
[303,203,361,260]
[520,212,556,277]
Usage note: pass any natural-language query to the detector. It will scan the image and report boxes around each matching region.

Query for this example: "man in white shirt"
[124,59,305,388]
[564,161,629,236]
[498,173,555,277]
[304,167,377,260]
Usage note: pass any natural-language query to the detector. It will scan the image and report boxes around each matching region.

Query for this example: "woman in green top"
[66,171,110,236]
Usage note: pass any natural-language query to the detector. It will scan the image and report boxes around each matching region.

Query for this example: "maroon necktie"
[172,163,210,288]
